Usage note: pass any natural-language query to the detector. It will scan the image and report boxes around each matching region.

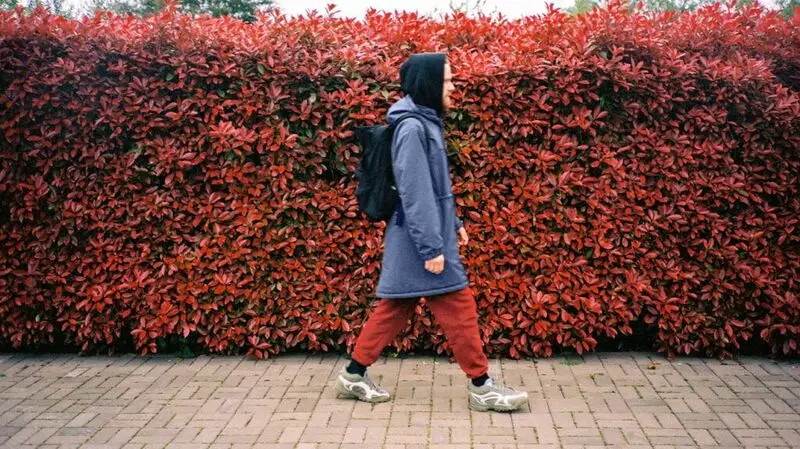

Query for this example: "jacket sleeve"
[392,121,443,261]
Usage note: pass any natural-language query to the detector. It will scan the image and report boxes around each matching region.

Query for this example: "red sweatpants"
[351,287,489,379]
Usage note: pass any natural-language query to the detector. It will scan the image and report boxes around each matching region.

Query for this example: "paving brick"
[213,433,259,444]
[558,427,603,438]
[513,425,537,442]
[684,398,712,413]
[384,426,429,444]
[429,426,449,444]
[646,435,696,446]
[776,428,800,445]
[717,412,748,429]
[364,426,386,444]
[164,444,208,449]
[733,428,779,438]
[595,418,640,429]
[342,426,366,443]
[634,412,660,428]
[491,412,514,428]
[549,398,590,413]
[622,428,649,445]
[600,427,626,444]
[605,397,631,413]
[740,412,770,428]
[276,426,303,444]
[737,437,787,446]
[0,353,797,449]
[573,412,597,428]
[643,427,690,438]
[299,427,345,443]
[560,436,605,446]
[688,428,717,445]
[517,445,563,449]
[710,428,741,445]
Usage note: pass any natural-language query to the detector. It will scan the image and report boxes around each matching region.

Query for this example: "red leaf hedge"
[1,1,798,359]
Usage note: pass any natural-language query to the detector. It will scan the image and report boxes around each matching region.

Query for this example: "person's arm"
[392,121,443,262]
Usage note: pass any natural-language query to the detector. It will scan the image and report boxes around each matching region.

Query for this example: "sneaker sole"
[468,395,529,412]
[335,377,391,403]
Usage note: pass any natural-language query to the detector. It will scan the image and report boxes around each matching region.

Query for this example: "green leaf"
[257,64,267,75]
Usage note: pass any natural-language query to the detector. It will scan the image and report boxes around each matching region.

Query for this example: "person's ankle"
[471,373,490,387]
[346,359,367,376]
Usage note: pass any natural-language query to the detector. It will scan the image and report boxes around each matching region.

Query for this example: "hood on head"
[399,52,446,116]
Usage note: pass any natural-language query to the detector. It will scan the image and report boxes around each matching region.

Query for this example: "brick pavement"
[0,352,798,449]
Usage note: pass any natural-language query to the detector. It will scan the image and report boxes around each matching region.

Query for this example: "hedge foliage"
[1,1,798,359]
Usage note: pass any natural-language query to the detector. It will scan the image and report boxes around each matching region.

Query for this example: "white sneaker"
[468,378,529,412]
[335,367,391,403]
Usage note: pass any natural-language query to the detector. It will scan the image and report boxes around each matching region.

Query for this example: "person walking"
[335,53,529,412]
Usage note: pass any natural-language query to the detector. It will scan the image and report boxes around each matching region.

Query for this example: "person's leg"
[336,298,418,403]
[351,298,418,367]
[425,287,489,379]
[427,288,529,412]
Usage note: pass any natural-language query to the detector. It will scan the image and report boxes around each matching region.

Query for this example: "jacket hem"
[376,280,470,299]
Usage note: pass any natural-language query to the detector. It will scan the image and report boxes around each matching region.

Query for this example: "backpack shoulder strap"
[391,113,432,153]
[389,113,438,227]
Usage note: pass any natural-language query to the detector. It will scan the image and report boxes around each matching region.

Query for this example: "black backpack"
[354,113,430,222]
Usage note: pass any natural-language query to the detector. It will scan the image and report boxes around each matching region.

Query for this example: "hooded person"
[334,53,529,413]
[378,53,468,297]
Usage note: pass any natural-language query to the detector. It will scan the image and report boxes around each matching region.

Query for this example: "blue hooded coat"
[375,54,469,299]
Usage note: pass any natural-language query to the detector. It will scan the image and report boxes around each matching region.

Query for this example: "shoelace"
[484,379,519,394]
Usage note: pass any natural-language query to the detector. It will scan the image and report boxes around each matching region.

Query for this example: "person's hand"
[457,226,469,246]
[425,254,445,274]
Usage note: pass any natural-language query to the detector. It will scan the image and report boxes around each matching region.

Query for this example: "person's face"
[442,62,455,111]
